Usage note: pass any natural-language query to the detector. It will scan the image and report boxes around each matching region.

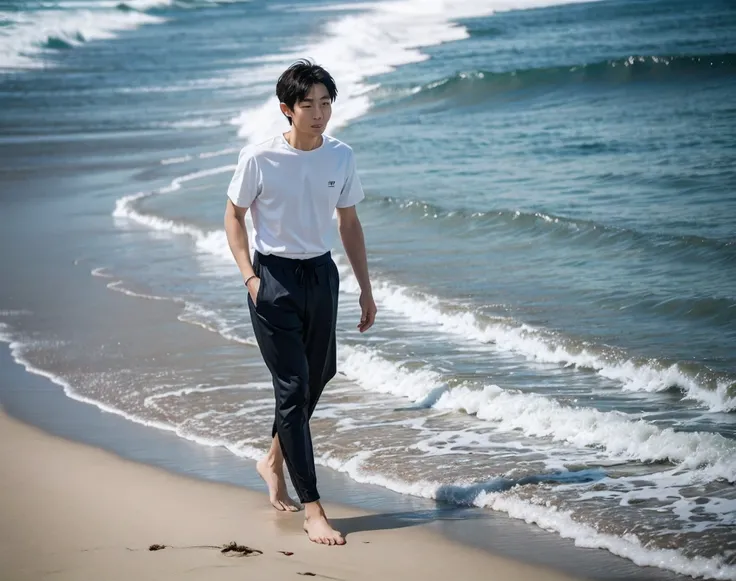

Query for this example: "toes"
[282,499,299,511]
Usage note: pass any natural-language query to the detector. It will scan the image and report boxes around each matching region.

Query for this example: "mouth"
[311,124,324,129]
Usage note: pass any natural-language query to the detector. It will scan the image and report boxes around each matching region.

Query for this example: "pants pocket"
[255,266,267,307]
[330,260,340,293]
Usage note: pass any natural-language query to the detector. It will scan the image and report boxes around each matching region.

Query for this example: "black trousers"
[248,250,339,504]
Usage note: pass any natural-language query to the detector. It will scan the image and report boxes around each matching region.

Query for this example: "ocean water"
[1,0,735,579]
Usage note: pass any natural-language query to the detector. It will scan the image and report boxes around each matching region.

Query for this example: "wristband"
[245,275,257,288]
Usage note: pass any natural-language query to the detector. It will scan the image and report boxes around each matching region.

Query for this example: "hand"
[246,276,261,305]
[358,291,377,333]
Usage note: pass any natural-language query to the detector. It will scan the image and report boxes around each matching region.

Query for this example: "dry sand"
[0,407,587,581]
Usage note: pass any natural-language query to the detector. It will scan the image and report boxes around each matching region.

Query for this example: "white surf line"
[332,255,735,412]
[1,5,167,70]
[339,344,736,482]
[111,175,736,415]
[111,174,735,414]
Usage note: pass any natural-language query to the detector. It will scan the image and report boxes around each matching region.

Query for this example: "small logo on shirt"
[327,181,336,188]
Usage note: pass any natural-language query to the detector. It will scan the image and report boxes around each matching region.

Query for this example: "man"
[224,59,377,546]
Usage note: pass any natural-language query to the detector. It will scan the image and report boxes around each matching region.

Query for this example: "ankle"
[261,455,283,470]
[304,501,326,520]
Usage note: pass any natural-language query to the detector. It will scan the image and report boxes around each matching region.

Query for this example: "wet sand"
[0,405,587,581]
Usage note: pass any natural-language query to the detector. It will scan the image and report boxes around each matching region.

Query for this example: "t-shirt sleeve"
[226,148,262,208]
[336,149,365,208]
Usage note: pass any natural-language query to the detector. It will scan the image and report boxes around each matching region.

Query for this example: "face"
[281,82,332,135]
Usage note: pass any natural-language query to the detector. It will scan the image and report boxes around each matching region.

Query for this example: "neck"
[284,129,323,152]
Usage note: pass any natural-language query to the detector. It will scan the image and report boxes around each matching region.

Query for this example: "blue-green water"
[1,0,735,578]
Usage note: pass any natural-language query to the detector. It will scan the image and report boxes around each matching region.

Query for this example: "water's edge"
[0,342,685,581]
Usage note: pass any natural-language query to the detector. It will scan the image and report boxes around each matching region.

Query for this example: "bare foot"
[256,458,300,512]
[303,515,345,546]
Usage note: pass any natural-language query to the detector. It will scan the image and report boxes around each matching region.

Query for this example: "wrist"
[245,274,257,289]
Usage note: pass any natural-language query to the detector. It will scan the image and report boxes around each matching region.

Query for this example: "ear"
[279,102,293,119]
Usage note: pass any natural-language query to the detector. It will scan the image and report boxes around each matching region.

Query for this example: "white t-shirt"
[226,134,365,259]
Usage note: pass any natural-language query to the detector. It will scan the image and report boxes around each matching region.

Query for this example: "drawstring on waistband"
[254,251,330,287]
[294,261,319,287]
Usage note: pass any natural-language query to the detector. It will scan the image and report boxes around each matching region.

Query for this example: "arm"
[337,205,376,332]
[224,199,259,301]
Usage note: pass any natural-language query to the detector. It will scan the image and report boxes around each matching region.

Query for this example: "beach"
[0,327,699,581]
[1,0,734,579]
[0,404,588,581]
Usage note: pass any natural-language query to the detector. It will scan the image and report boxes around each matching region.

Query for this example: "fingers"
[246,277,260,305]
[357,307,376,333]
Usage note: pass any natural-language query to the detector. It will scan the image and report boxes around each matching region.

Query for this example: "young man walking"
[224,60,376,546]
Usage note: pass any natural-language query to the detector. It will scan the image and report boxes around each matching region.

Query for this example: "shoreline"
[0,340,690,581]
[0,401,586,581]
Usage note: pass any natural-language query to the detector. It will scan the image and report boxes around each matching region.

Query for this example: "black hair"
[276,59,338,125]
